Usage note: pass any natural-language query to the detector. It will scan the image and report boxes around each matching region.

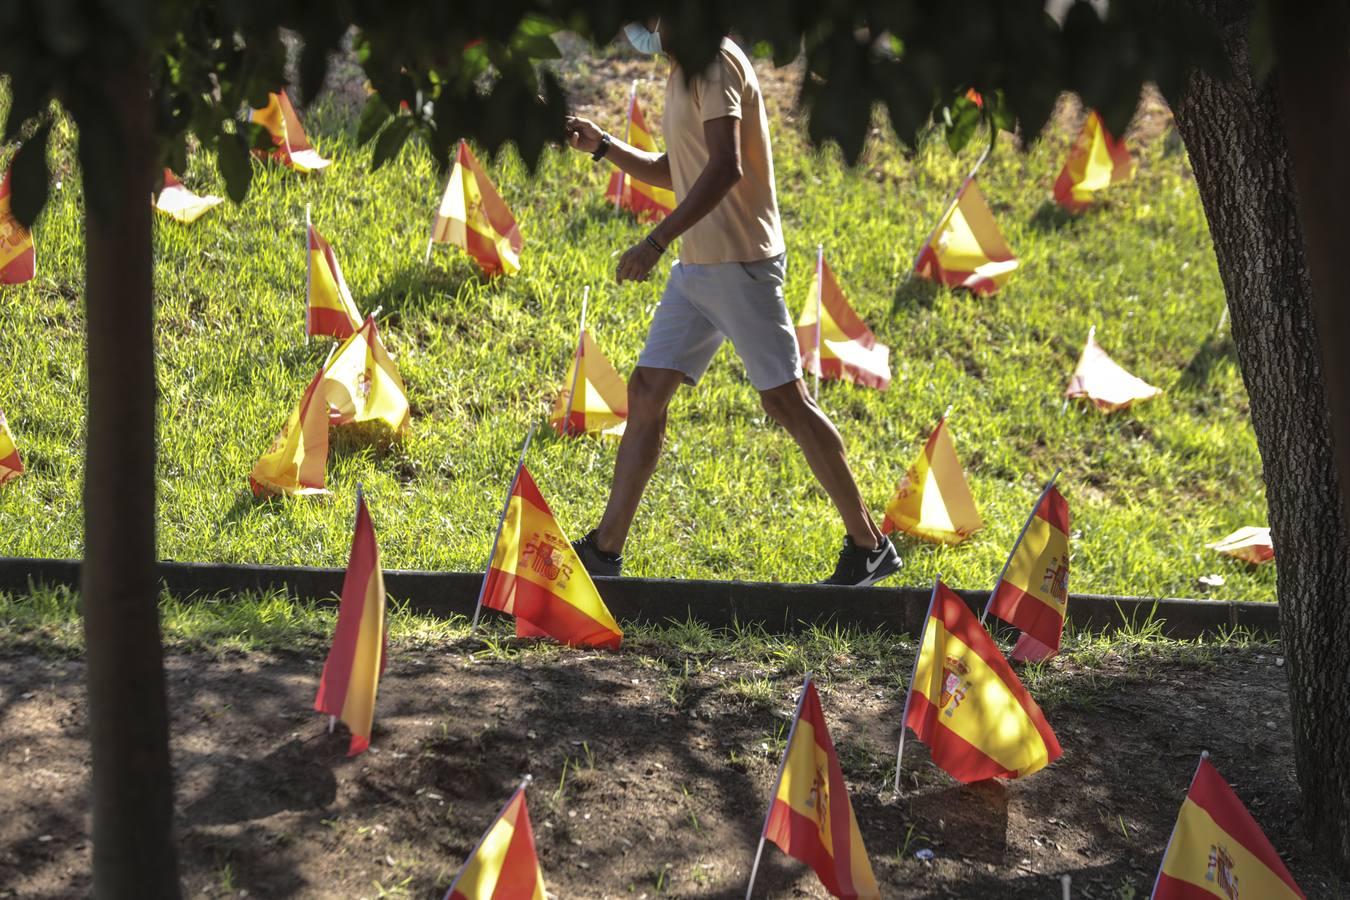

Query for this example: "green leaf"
[10,123,50,229]
[370,116,414,172]
[944,97,982,153]
[216,130,252,204]
[356,93,392,148]
[511,33,562,60]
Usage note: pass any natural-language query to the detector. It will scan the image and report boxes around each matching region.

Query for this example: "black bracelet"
[592,133,612,161]
[645,234,665,255]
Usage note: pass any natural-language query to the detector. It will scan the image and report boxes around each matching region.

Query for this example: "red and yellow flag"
[0,168,36,285]
[762,679,880,899]
[1206,526,1274,565]
[249,90,331,172]
[481,465,622,649]
[307,222,363,339]
[0,408,23,485]
[431,141,522,277]
[987,483,1071,663]
[882,414,983,544]
[322,316,411,433]
[605,88,676,221]
[445,783,547,900]
[153,169,224,224]
[1054,111,1135,213]
[1065,326,1161,412]
[1152,755,1305,899]
[914,178,1017,295]
[795,253,891,391]
[314,491,388,756]
[250,368,332,496]
[550,330,628,437]
[905,580,1062,782]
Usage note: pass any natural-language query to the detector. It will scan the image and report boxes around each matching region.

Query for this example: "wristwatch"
[592,132,612,161]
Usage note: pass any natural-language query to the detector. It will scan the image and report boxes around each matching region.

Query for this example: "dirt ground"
[1,633,1345,900]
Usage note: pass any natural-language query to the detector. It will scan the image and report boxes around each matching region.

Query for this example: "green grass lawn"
[0,55,1273,601]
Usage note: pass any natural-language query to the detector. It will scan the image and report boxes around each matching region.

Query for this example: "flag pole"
[745,672,813,900]
[563,287,590,436]
[1148,751,1209,900]
[441,774,534,900]
[304,204,312,343]
[1061,874,1071,900]
[813,243,823,402]
[615,80,636,213]
[470,424,537,633]
[425,143,459,265]
[981,468,1061,625]
[906,140,994,281]
[894,577,941,793]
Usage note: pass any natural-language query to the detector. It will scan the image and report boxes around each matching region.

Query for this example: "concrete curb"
[0,556,1280,639]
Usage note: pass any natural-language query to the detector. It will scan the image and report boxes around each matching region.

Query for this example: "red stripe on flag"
[488,793,542,898]
[1039,487,1069,533]
[308,307,358,339]
[987,581,1063,652]
[813,355,890,391]
[464,226,510,276]
[1187,759,1305,896]
[1152,874,1226,899]
[764,801,858,899]
[487,569,621,650]
[314,500,381,722]
[904,690,1022,782]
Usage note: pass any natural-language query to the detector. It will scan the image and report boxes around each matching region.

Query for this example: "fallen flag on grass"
[796,247,891,391]
[606,82,676,221]
[249,368,332,496]
[321,316,411,433]
[249,90,331,172]
[1065,326,1161,412]
[0,168,35,285]
[882,412,983,544]
[914,177,1017,295]
[550,330,628,437]
[751,676,880,900]
[1054,111,1135,213]
[314,488,388,756]
[0,408,22,485]
[900,579,1062,783]
[153,169,223,224]
[429,141,522,277]
[479,464,622,649]
[444,779,546,900]
[307,215,364,339]
[1151,754,1304,899]
[1206,526,1274,565]
[986,474,1071,663]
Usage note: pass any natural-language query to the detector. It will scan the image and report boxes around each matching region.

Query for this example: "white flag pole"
[470,424,537,633]
[745,672,813,900]
[1148,751,1209,900]
[563,287,590,436]
[981,468,1062,625]
[1061,874,1071,900]
[813,243,824,402]
[615,80,637,213]
[894,577,941,793]
[907,141,993,279]
[441,775,534,900]
[304,204,312,343]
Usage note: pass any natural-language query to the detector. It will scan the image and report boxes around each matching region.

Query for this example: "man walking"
[563,22,901,586]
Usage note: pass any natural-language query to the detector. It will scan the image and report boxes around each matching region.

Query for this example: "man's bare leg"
[593,366,686,555]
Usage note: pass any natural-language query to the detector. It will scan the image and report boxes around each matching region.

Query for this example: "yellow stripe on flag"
[884,417,982,544]
[1000,517,1069,618]
[549,330,628,437]
[1160,799,1303,900]
[321,319,410,433]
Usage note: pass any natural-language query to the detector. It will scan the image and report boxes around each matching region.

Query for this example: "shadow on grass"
[890,274,939,315]
[1177,330,1236,392]
[366,262,485,322]
[1028,199,1079,233]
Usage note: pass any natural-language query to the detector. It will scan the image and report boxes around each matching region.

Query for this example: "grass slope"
[0,53,1272,601]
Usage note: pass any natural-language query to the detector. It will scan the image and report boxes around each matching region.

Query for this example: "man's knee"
[759,381,812,428]
[627,369,679,427]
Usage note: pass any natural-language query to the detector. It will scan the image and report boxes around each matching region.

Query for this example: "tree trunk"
[1172,0,1350,874]
[80,58,182,897]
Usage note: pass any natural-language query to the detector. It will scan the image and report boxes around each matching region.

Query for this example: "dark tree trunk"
[1173,0,1350,873]
[80,58,182,897]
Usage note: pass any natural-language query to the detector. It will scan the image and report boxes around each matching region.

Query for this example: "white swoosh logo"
[865,550,888,574]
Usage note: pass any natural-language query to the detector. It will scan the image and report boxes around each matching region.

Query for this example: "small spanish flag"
[986,477,1071,663]
[249,368,332,496]
[1206,526,1274,565]
[796,248,891,391]
[0,168,36,285]
[1065,326,1161,412]
[882,412,983,545]
[307,215,364,340]
[914,177,1017,295]
[481,464,622,649]
[904,579,1062,782]
[153,169,223,224]
[0,407,23,485]
[1151,754,1304,899]
[444,780,547,900]
[321,316,411,433]
[314,489,388,756]
[1054,111,1134,213]
[756,677,880,900]
[550,328,628,438]
[606,82,676,221]
[249,90,331,173]
[430,141,522,277]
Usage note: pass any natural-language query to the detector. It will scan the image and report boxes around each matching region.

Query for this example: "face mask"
[624,22,662,55]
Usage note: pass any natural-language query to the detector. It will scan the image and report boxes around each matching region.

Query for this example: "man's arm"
[565,116,673,189]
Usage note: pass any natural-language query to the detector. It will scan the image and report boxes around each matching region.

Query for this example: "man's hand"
[565,116,605,154]
[616,238,663,284]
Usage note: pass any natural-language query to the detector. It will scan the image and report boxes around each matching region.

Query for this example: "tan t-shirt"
[664,38,785,265]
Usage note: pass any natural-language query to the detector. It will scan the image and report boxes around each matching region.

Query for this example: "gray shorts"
[636,253,802,391]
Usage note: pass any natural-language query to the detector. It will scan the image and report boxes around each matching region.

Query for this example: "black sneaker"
[821,535,902,586]
[572,529,623,577]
